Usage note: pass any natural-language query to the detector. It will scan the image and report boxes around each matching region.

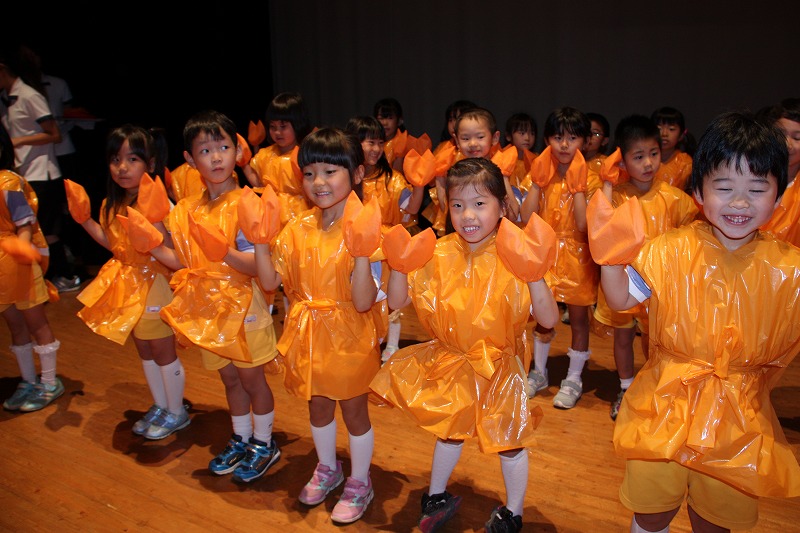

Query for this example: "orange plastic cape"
[77,199,173,345]
[161,188,270,362]
[271,208,386,400]
[371,232,542,453]
[762,174,800,247]
[614,222,800,498]
[249,145,309,227]
[381,225,435,273]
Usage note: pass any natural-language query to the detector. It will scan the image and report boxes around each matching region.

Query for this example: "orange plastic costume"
[271,208,386,401]
[594,180,698,330]
[168,163,205,202]
[533,165,602,305]
[248,145,309,227]
[370,233,541,454]
[655,150,692,191]
[761,174,800,247]
[361,168,418,229]
[509,149,537,192]
[76,200,173,345]
[614,221,800,498]
[586,153,607,175]
[160,188,274,363]
[0,170,49,304]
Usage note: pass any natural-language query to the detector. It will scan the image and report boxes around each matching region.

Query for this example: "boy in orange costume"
[591,111,800,532]
[651,106,693,191]
[592,116,697,421]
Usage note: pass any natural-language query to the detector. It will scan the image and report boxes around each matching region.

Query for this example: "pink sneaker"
[331,475,374,524]
[298,461,344,506]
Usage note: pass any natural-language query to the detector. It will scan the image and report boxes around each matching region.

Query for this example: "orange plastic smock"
[762,174,800,247]
[249,145,309,227]
[272,207,386,401]
[533,167,602,305]
[586,153,607,176]
[613,221,800,498]
[161,188,274,363]
[654,150,692,191]
[76,200,173,345]
[0,170,48,303]
[361,168,418,229]
[509,149,537,192]
[370,232,540,454]
[169,162,205,202]
[594,180,698,330]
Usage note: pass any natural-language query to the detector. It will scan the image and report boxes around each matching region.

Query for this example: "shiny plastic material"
[528,146,555,188]
[119,207,164,253]
[236,133,252,168]
[247,120,266,148]
[249,144,309,228]
[565,150,588,194]
[654,151,692,191]
[496,215,556,282]
[762,176,800,247]
[491,145,517,178]
[0,235,41,265]
[403,149,436,188]
[342,192,381,257]
[391,129,409,160]
[599,148,627,186]
[64,179,91,223]
[188,213,228,262]
[168,163,205,202]
[137,173,170,223]
[361,168,417,229]
[238,185,280,244]
[381,225,435,274]
[587,193,645,265]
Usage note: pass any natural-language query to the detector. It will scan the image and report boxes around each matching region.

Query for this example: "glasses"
[591,131,604,137]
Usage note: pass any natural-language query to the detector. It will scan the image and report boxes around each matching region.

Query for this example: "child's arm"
[600,265,640,311]
[405,185,426,215]
[434,176,447,214]
[387,269,412,310]
[64,179,111,249]
[253,243,281,291]
[241,163,261,188]
[519,183,540,224]
[238,185,282,290]
[503,176,521,221]
[148,243,183,272]
[528,278,558,329]
[573,191,588,232]
[351,256,378,312]
[79,217,111,250]
[223,244,257,277]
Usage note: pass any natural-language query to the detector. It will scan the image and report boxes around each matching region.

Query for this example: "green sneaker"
[3,380,37,411]
[19,378,64,412]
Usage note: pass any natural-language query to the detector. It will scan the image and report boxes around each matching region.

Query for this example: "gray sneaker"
[553,379,582,409]
[53,276,81,293]
[19,378,65,412]
[144,408,190,440]
[3,380,37,411]
[132,404,167,435]
[526,369,549,399]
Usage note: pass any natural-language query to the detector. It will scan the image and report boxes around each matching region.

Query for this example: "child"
[591,111,800,532]
[66,124,188,439]
[590,115,697,421]
[504,112,538,197]
[583,112,610,174]
[373,97,407,172]
[434,99,477,156]
[131,110,281,482]
[371,157,559,532]
[345,115,425,362]
[242,91,312,227]
[251,128,386,524]
[0,121,63,412]
[520,106,601,409]
[651,106,693,191]
[760,97,800,247]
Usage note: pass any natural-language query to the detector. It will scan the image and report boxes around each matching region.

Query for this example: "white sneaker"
[381,345,399,363]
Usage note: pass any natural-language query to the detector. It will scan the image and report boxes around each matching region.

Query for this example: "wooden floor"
[1,288,799,532]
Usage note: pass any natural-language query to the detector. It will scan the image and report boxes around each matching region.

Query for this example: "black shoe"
[485,505,522,533]
[419,491,462,533]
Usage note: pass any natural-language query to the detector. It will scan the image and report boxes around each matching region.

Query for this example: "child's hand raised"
[403,149,437,187]
[188,213,229,262]
[599,148,628,186]
[236,133,253,168]
[1,235,42,265]
[238,185,280,244]
[566,150,588,194]
[342,191,381,257]
[529,147,555,188]
[137,173,170,223]
[117,207,164,253]
[64,179,91,223]
[491,145,517,178]
[381,225,436,274]
[248,120,266,148]
[587,192,645,265]
[496,215,556,282]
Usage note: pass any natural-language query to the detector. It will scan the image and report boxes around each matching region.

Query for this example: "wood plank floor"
[1,288,799,532]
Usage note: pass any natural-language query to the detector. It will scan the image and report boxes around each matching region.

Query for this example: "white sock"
[159,358,186,415]
[631,516,669,533]
[348,428,374,483]
[500,449,528,517]
[620,377,634,390]
[142,359,167,408]
[253,410,274,444]
[10,343,36,383]
[310,419,338,469]
[386,317,401,348]
[429,440,463,495]
[33,340,60,386]
[232,413,253,442]
[566,348,590,384]
[533,338,550,373]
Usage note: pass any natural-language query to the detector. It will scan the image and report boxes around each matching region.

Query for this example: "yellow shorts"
[620,459,758,530]
[201,324,278,371]
[0,263,49,312]
[594,289,636,329]
[133,273,174,340]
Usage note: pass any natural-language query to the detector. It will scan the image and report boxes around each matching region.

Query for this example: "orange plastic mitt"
[414,133,432,154]
[403,148,437,187]
[342,191,381,257]
[248,120,266,148]
[587,192,645,265]
[163,167,173,195]
[565,150,588,194]
[118,207,164,253]
[137,173,170,222]
[496,215,557,282]
[64,179,91,223]
[236,133,252,168]
[238,185,281,244]
[188,214,229,262]
[491,145,518,177]
[1,236,42,265]
[529,146,554,188]
[434,142,457,177]
[392,129,409,159]
[381,225,436,274]
[599,148,628,185]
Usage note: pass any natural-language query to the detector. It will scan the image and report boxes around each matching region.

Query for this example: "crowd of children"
[3,84,800,532]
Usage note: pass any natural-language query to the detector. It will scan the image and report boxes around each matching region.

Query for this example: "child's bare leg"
[613,326,636,380]
[687,505,730,533]
[631,508,679,532]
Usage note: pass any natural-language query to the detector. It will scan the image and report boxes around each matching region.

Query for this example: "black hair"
[691,111,788,199]
[759,98,800,126]
[455,107,497,135]
[587,113,610,137]
[613,115,660,156]
[298,127,364,199]
[183,110,238,154]
[505,113,538,145]
[651,106,686,131]
[373,97,405,133]
[543,107,591,139]
[266,91,312,143]
[345,115,392,185]
[445,157,507,206]
[0,121,14,171]
[439,100,478,143]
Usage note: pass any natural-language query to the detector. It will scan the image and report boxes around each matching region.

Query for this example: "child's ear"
[693,188,704,206]
[184,151,196,169]
[147,157,156,173]
[353,164,365,186]
[505,133,512,144]
[492,131,501,145]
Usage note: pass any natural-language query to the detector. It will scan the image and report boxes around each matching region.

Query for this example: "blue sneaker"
[132,405,166,435]
[3,380,37,411]
[19,378,64,412]
[144,408,190,440]
[232,437,281,483]
[209,434,248,475]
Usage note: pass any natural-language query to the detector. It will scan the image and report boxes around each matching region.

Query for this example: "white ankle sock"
[533,338,550,373]
[33,340,60,386]
[253,410,274,444]
[10,343,36,383]
[566,348,590,383]
[620,377,634,390]
[232,413,253,442]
